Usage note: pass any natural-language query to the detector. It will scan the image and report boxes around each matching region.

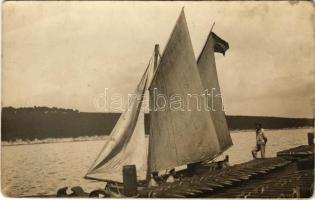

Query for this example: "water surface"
[1,128,312,197]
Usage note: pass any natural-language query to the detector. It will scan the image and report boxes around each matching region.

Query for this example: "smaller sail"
[197,31,232,152]
[85,63,150,183]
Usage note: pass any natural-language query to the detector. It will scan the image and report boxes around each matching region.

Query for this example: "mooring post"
[307,132,314,145]
[123,165,138,197]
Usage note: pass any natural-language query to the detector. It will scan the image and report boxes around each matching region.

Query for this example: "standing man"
[252,123,267,159]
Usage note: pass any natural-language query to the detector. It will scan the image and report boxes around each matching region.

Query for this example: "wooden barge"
[137,142,314,198]
[53,133,314,198]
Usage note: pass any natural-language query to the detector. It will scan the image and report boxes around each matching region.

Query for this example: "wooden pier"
[140,144,314,198]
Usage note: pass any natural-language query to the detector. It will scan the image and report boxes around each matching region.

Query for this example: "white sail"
[148,9,221,173]
[85,63,150,183]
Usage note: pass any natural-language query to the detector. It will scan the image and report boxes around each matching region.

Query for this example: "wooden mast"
[146,44,159,184]
[154,44,159,70]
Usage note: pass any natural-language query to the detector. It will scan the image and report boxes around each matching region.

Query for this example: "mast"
[154,44,159,70]
[146,44,159,182]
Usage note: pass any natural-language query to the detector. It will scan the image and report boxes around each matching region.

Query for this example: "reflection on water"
[1,128,312,197]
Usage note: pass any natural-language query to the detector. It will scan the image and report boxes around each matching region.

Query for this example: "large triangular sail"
[148,9,221,173]
[197,31,233,153]
[85,62,151,183]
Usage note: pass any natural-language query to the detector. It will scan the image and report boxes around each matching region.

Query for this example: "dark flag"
[211,32,229,56]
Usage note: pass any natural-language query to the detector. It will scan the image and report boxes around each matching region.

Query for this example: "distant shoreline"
[2,127,313,147]
[2,106,314,143]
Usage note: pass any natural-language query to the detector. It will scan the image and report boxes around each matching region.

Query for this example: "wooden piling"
[123,165,138,197]
[307,132,314,145]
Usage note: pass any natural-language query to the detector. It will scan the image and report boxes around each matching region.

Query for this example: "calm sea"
[1,128,313,197]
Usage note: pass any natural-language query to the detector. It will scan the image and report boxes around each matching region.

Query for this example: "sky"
[2,1,315,118]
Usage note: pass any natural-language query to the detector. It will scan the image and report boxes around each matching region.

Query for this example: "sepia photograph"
[1,1,315,198]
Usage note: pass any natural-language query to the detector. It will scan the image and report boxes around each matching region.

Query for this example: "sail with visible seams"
[197,31,233,153]
[85,63,150,183]
[148,9,221,173]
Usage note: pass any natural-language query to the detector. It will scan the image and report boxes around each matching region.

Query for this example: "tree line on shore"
[1,106,314,141]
